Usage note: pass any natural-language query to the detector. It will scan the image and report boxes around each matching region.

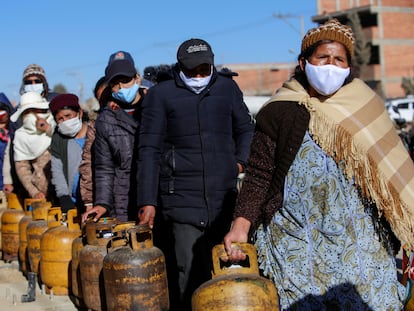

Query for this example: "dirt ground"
[0,256,78,311]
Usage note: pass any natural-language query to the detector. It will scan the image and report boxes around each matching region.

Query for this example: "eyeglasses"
[24,79,43,85]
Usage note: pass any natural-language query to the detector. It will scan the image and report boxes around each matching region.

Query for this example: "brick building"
[221,1,414,100]
[314,0,414,99]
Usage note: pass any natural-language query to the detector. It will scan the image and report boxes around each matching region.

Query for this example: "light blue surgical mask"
[112,83,139,104]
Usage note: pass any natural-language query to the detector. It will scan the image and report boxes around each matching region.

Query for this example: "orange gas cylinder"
[103,224,169,311]
[79,218,134,311]
[191,243,279,311]
[18,207,33,276]
[1,194,25,262]
[26,202,54,274]
[40,208,81,295]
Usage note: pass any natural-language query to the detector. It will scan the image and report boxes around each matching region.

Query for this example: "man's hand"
[138,205,156,228]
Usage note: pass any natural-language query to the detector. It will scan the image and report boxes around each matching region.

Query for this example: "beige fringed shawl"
[267,78,414,248]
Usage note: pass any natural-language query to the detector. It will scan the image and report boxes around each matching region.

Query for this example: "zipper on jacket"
[168,146,175,194]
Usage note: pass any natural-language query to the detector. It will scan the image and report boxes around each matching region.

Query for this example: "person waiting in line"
[223,19,414,310]
[81,51,149,223]
[136,38,254,311]
[78,76,110,212]
[19,63,59,101]
[49,93,88,213]
[0,92,16,197]
[10,92,55,200]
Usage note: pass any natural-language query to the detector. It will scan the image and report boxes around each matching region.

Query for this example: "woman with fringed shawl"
[224,19,414,310]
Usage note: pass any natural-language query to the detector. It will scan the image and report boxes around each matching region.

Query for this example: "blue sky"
[1,0,317,103]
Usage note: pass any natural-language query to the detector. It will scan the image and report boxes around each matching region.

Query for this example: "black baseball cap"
[105,59,137,83]
[177,38,214,69]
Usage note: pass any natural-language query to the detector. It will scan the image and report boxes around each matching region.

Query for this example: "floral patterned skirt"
[255,132,405,311]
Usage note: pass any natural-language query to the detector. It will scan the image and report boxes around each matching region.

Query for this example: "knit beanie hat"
[22,64,47,82]
[301,19,355,56]
[20,64,48,95]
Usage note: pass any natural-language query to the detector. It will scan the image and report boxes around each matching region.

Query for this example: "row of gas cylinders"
[0,192,279,311]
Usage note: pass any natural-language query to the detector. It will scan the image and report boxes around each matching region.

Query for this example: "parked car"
[386,95,414,122]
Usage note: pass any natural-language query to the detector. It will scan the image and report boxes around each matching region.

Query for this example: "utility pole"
[273,13,305,38]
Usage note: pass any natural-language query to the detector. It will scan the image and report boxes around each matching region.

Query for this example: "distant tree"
[53,83,67,94]
[402,77,414,95]
[347,12,371,78]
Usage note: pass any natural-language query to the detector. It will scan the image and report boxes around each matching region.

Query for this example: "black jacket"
[137,66,254,227]
[94,106,140,221]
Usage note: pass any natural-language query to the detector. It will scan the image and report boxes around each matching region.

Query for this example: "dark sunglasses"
[24,79,43,85]
[109,76,134,88]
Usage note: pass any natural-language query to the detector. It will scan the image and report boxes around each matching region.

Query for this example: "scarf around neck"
[266,78,414,248]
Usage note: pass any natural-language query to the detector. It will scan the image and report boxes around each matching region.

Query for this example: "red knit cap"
[301,19,355,56]
[49,93,80,114]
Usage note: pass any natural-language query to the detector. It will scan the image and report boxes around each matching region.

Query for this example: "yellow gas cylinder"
[103,224,169,311]
[40,208,81,295]
[18,207,33,276]
[191,243,279,311]
[1,193,25,262]
[0,191,7,250]
[79,218,134,311]
[26,202,54,274]
[6,192,23,210]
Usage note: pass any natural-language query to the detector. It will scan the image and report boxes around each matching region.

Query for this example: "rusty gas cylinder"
[1,193,25,262]
[26,202,54,274]
[191,243,279,311]
[71,225,86,308]
[79,219,135,311]
[40,208,81,295]
[103,224,169,311]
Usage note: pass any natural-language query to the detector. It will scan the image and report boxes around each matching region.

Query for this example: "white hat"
[11,92,49,122]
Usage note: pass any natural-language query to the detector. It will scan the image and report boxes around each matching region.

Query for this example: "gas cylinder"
[103,224,169,311]
[18,207,33,276]
[18,199,47,275]
[1,193,25,262]
[40,208,81,295]
[191,243,279,311]
[77,218,116,310]
[0,190,7,209]
[0,191,7,251]
[6,192,23,210]
[71,225,86,308]
[26,202,54,274]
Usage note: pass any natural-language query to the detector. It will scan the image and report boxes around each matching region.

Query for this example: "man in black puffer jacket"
[136,38,254,311]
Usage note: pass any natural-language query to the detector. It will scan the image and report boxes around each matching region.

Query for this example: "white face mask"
[305,61,350,96]
[179,67,213,94]
[58,116,82,137]
[24,83,44,95]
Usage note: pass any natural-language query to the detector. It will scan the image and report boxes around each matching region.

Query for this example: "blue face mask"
[112,83,139,104]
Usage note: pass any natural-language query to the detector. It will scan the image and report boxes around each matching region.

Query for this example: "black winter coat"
[94,106,140,221]
[137,67,254,228]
